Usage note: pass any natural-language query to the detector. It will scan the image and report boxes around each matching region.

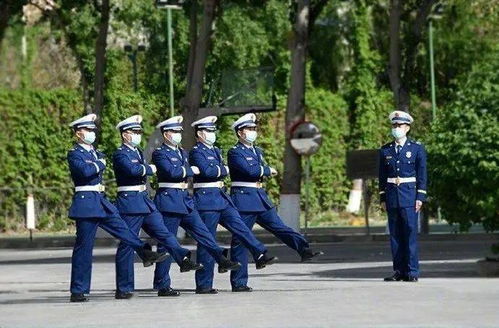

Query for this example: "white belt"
[193,181,224,189]
[387,177,416,186]
[117,185,147,192]
[158,182,188,189]
[75,184,105,192]
[231,182,263,188]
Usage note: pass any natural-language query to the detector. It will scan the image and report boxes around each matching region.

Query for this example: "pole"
[429,19,437,120]
[132,51,138,92]
[167,7,175,116]
[304,156,311,236]
[363,179,370,236]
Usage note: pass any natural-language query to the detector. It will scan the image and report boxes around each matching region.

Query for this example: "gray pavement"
[0,240,498,328]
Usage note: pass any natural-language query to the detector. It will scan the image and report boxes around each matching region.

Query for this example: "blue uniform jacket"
[152,143,195,215]
[67,143,118,219]
[227,142,274,212]
[378,139,427,209]
[189,142,234,211]
[112,144,156,215]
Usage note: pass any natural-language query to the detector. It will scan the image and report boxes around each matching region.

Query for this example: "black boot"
[180,257,203,273]
[115,291,134,299]
[70,293,88,303]
[255,253,278,270]
[300,248,324,262]
[384,272,407,281]
[218,257,241,274]
[158,287,181,297]
[232,286,253,292]
[139,244,170,267]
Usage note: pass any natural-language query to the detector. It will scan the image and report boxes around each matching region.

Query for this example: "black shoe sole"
[301,251,324,262]
[232,287,253,292]
[218,263,242,274]
[143,253,170,267]
[195,290,218,295]
[158,292,181,297]
[180,264,204,273]
[256,256,278,270]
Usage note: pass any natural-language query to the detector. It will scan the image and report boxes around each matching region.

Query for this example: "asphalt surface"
[0,239,498,327]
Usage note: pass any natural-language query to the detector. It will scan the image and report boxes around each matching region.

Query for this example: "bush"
[427,57,499,232]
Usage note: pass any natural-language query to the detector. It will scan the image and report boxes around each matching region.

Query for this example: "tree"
[280,0,329,227]
[388,0,438,111]
[93,0,111,122]
[181,0,220,149]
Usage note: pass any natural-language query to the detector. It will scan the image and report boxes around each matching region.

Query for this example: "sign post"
[290,122,322,234]
[346,150,379,236]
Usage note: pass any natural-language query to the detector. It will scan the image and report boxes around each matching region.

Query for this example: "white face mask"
[203,131,216,146]
[391,127,407,140]
[129,133,142,147]
[81,131,96,145]
[244,130,257,144]
[170,132,182,146]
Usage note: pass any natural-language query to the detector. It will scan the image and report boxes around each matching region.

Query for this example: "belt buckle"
[256,182,262,188]
[181,183,188,190]
[395,177,401,186]
[98,185,105,192]
[140,185,146,192]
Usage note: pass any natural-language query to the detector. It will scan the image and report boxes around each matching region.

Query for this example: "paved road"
[0,240,498,327]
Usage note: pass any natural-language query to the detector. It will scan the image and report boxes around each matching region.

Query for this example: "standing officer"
[113,115,202,300]
[67,114,168,303]
[228,113,323,292]
[189,116,278,294]
[379,110,427,282]
[152,116,241,297]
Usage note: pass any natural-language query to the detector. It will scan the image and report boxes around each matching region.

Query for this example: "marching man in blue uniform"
[189,116,278,294]
[152,116,241,297]
[379,110,427,282]
[228,113,323,292]
[113,115,202,299]
[67,114,168,303]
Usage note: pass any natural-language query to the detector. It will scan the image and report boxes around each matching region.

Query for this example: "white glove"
[270,167,278,176]
[98,158,106,166]
[224,165,230,174]
[149,164,157,174]
[191,166,200,175]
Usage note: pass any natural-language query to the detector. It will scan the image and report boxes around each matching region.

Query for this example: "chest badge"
[406,151,412,158]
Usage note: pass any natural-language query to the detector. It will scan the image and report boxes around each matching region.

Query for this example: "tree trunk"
[388,0,402,109]
[93,0,110,123]
[279,0,310,230]
[0,0,13,53]
[181,0,218,150]
[388,0,437,112]
[399,0,437,111]
[185,0,198,92]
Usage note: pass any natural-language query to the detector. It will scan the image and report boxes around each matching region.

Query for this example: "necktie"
[90,149,97,160]
[396,145,402,154]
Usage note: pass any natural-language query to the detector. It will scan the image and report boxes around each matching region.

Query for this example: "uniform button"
[397,160,400,163]
[124,193,128,196]
[240,191,243,193]
[397,168,400,171]
[81,195,84,198]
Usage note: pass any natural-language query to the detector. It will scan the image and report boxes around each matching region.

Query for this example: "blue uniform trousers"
[387,207,419,278]
[115,211,190,293]
[230,207,309,288]
[153,210,225,290]
[70,216,144,294]
[195,205,267,290]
